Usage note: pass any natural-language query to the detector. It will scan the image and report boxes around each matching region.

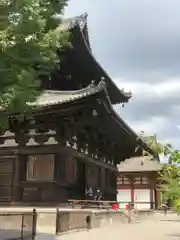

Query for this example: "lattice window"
[27,154,54,181]
[117,176,130,185]
[141,177,149,184]
[134,177,141,184]
[134,177,149,185]
[123,177,130,184]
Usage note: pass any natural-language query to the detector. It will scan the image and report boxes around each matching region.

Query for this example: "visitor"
[94,188,102,209]
[127,202,134,223]
[94,188,102,201]
[85,187,93,200]
[161,202,168,216]
[112,203,118,211]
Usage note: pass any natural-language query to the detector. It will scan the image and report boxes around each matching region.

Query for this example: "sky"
[64,0,180,149]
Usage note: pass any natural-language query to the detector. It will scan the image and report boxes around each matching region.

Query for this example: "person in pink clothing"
[112,203,118,211]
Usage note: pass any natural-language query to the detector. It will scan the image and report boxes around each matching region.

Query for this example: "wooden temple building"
[0,14,155,205]
[117,156,162,210]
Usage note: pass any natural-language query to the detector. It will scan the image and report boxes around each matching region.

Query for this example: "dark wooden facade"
[0,14,155,205]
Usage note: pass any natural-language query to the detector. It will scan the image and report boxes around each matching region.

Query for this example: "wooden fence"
[0,209,37,240]
[56,209,91,234]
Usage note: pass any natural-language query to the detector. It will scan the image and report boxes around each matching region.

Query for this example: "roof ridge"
[27,80,107,107]
[43,80,105,96]
[58,13,132,104]
[75,20,132,103]
[117,156,162,173]
[59,13,88,31]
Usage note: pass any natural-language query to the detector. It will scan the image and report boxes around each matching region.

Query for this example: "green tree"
[137,132,172,157]
[159,147,180,212]
[0,0,69,128]
[137,131,180,212]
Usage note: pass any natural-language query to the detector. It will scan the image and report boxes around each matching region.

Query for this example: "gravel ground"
[36,212,180,240]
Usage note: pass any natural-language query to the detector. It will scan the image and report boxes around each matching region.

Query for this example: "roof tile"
[117,156,162,172]
[28,81,105,107]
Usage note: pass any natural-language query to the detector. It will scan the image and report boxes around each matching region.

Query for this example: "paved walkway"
[37,213,180,240]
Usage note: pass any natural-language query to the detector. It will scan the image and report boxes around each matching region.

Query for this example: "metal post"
[56,208,59,235]
[21,215,24,240]
[86,215,91,230]
[32,209,37,240]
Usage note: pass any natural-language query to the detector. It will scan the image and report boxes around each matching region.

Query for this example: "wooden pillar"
[12,155,21,202]
[154,186,157,209]
[150,186,154,209]
[100,168,105,199]
[131,183,134,206]
[128,176,134,206]
[148,176,155,209]
[112,171,117,201]
[156,189,162,209]
[105,168,109,194]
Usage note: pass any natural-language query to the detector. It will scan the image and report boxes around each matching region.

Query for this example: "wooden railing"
[56,209,91,234]
[55,208,130,234]
[68,199,117,209]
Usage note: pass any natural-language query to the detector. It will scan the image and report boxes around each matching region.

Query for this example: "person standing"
[127,202,134,223]
[94,188,102,201]
[161,202,168,216]
[94,188,102,209]
[85,187,93,200]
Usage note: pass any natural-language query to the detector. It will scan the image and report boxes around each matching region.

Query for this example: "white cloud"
[114,77,180,147]
[155,80,180,95]
[64,1,180,149]
[176,125,180,130]
[114,77,180,97]
[160,137,180,149]
[125,117,167,135]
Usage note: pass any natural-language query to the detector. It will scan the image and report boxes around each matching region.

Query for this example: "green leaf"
[0,0,69,128]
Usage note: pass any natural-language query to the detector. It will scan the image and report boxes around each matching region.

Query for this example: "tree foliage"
[159,146,180,211]
[0,0,69,128]
[136,131,180,211]
[136,131,172,157]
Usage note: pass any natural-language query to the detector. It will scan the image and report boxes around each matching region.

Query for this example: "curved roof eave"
[59,13,132,104]
[99,85,156,158]
[112,112,156,157]
[27,80,106,108]
[27,79,154,158]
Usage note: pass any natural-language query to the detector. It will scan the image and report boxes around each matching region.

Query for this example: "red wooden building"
[117,156,162,210]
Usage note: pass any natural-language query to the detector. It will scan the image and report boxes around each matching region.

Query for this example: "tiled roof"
[57,13,132,103]
[28,80,106,107]
[58,13,88,31]
[117,156,162,172]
